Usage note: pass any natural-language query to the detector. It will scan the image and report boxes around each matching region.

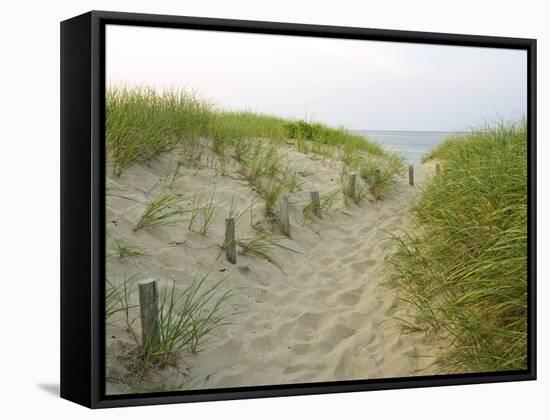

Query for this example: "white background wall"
[0,0,547,418]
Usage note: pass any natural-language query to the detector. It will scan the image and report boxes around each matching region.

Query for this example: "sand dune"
[105,140,442,394]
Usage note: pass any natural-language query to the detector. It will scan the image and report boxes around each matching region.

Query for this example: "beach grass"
[388,121,527,372]
[155,274,233,359]
[106,86,405,213]
[285,119,386,157]
[105,274,139,323]
[122,269,234,370]
[108,238,146,259]
[257,179,286,217]
[342,170,369,206]
[106,87,391,172]
[106,87,212,176]
[188,191,218,236]
[358,158,400,201]
[283,167,303,192]
[133,192,189,231]
[302,189,340,221]
[237,232,299,271]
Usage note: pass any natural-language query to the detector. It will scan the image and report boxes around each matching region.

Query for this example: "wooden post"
[348,173,357,201]
[310,191,321,218]
[280,194,290,236]
[436,163,441,174]
[138,279,159,351]
[408,165,414,186]
[225,217,236,264]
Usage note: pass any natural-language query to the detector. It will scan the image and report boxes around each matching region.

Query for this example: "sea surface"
[354,130,458,164]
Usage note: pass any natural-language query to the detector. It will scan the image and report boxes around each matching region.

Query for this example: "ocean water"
[354,130,457,164]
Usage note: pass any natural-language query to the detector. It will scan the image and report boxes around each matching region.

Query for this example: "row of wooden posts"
[224,164,443,265]
[136,163,442,348]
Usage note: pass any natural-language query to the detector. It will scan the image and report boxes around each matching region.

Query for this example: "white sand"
[105,141,442,394]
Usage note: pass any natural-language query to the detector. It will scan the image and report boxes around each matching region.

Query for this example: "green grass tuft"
[133,192,189,231]
[188,191,218,236]
[120,268,235,371]
[237,232,299,271]
[358,158,399,201]
[302,190,340,220]
[387,120,527,373]
[108,238,146,259]
[106,87,212,176]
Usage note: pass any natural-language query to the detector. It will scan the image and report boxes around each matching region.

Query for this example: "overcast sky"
[106,25,526,132]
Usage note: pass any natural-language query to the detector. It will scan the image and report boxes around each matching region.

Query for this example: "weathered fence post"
[408,165,414,186]
[348,173,357,201]
[280,194,290,236]
[310,191,321,218]
[138,279,159,351]
[225,216,236,264]
[436,163,441,174]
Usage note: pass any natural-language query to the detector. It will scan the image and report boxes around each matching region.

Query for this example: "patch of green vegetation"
[108,238,146,259]
[284,120,385,156]
[106,87,404,200]
[388,121,527,373]
[358,157,400,201]
[188,191,218,236]
[106,87,212,176]
[237,232,299,272]
[119,268,235,372]
[133,192,189,231]
[302,189,339,221]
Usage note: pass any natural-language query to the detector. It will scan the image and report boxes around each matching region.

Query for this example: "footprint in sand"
[319,256,335,266]
[298,288,331,306]
[292,312,323,333]
[378,213,390,222]
[349,259,376,272]
[318,271,337,280]
[291,342,313,355]
[332,291,361,307]
[318,324,356,352]
[359,225,374,235]
[334,248,349,257]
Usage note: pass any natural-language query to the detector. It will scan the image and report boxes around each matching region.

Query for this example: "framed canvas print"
[60,11,536,408]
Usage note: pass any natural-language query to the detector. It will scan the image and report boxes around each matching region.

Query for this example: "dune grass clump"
[106,276,137,321]
[257,179,286,217]
[237,232,299,271]
[119,269,234,371]
[188,192,218,236]
[108,238,146,259]
[358,158,399,201]
[245,142,283,185]
[106,87,212,176]
[302,190,339,220]
[233,138,287,216]
[284,120,385,157]
[387,121,527,373]
[208,111,289,144]
[133,192,188,231]
[283,167,303,192]
[154,276,233,360]
[341,171,369,206]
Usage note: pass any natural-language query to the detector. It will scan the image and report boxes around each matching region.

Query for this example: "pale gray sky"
[106,25,527,131]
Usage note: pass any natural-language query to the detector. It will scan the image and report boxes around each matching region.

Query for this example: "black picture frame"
[60,10,537,409]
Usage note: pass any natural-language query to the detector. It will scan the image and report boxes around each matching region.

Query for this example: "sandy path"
[105,142,441,394]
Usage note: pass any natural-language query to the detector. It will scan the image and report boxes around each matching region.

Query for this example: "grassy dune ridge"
[106,87,212,176]
[106,87,402,201]
[106,87,385,159]
[388,121,527,372]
